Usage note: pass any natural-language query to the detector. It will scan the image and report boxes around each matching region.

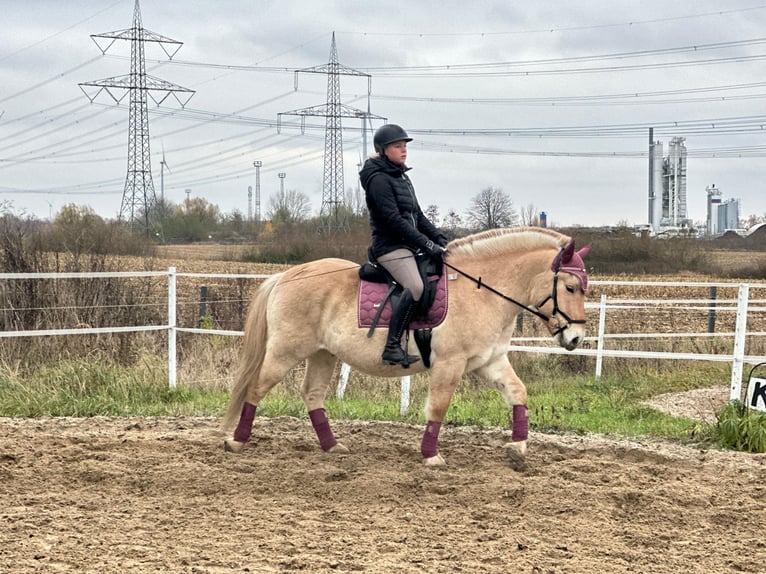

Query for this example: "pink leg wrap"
[512,404,528,442]
[233,402,257,443]
[308,408,337,451]
[420,421,442,458]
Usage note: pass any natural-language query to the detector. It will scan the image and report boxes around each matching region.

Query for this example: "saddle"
[357,253,449,368]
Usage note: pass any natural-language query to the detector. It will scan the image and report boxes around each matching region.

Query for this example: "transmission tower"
[79,0,194,232]
[278,32,384,233]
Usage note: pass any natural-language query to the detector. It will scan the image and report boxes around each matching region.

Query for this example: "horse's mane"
[447,227,571,258]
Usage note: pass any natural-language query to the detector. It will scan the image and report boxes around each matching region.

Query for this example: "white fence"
[2,268,766,413]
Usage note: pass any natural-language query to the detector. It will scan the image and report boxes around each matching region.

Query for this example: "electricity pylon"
[79,0,194,232]
[278,32,384,233]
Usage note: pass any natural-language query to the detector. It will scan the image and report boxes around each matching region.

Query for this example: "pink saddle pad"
[357,272,448,329]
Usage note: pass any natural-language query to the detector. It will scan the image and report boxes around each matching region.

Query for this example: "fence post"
[400,375,411,415]
[198,286,208,327]
[337,362,411,415]
[708,286,717,333]
[730,283,750,401]
[336,363,351,399]
[168,267,177,389]
[595,294,607,379]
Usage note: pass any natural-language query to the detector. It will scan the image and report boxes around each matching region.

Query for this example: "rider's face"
[384,141,407,166]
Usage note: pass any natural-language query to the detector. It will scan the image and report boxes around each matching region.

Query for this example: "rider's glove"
[424,240,446,256]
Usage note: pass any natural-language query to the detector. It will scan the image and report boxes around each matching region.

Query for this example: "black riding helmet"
[373,124,412,154]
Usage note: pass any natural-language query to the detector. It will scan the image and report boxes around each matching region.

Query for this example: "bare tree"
[267,189,312,224]
[344,185,367,217]
[442,209,463,231]
[519,203,539,226]
[425,204,440,227]
[742,212,766,228]
[176,197,221,227]
[466,186,518,230]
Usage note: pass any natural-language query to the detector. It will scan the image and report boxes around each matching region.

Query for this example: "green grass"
[0,359,230,417]
[0,358,723,447]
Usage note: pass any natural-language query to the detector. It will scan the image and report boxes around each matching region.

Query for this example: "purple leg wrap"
[308,408,337,451]
[512,404,529,442]
[233,402,256,443]
[420,421,442,458]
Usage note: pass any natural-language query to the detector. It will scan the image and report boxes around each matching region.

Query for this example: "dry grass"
[707,249,766,272]
[155,243,253,262]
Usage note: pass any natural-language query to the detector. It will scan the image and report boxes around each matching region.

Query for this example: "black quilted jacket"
[359,156,447,260]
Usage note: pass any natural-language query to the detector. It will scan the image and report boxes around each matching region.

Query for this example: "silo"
[665,137,687,226]
[706,184,721,236]
[650,140,663,232]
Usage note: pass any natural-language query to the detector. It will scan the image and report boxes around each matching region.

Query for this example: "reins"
[443,252,586,335]
[442,260,550,322]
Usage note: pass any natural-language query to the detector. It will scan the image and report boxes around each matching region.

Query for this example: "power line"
[337,5,766,37]
[360,37,766,72]
[366,81,766,107]
[146,36,766,78]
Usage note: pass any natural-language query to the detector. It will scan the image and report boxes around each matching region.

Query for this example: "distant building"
[648,136,693,234]
[705,184,740,237]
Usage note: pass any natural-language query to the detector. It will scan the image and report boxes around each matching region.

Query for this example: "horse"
[221,226,590,470]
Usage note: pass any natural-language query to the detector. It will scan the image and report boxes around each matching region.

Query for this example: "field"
[1,416,765,573]
[2,244,766,573]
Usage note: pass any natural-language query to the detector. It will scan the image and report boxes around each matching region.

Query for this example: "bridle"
[442,248,586,336]
[532,272,586,335]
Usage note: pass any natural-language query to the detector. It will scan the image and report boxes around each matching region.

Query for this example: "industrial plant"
[647,135,692,235]
[646,135,742,238]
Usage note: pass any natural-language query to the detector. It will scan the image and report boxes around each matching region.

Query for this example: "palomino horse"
[222,227,590,470]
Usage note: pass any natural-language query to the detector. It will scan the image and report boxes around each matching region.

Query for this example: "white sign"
[745,377,766,413]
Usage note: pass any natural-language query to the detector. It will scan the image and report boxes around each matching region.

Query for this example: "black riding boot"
[382,289,421,368]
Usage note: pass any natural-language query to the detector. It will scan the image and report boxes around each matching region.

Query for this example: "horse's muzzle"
[557,327,584,351]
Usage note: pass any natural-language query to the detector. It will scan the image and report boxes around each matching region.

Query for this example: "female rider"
[359,124,448,367]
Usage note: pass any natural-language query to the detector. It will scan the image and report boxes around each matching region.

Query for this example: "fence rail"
[2,269,765,413]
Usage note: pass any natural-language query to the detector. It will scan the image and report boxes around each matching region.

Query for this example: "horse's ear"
[576,244,592,260]
[560,240,576,264]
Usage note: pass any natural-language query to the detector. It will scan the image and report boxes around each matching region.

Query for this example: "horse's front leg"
[475,356,528,471]
[421,358,466,467]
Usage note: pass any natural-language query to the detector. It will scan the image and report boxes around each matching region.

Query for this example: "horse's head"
[535,240,590,351]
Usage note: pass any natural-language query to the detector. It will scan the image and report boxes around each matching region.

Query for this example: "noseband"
[443,249,585,335]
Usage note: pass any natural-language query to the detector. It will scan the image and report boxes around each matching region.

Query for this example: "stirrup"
[382,346,420,368]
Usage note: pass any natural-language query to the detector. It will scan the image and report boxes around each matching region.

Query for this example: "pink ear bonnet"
[552,241,591,293]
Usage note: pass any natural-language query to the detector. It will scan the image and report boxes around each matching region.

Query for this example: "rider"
[359,124,449,367]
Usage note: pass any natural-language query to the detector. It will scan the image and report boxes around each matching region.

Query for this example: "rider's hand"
[424,240,447,256]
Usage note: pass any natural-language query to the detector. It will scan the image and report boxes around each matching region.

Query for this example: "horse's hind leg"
[302,350,348,454]
[224,352,298,453]
[476,357,528,471]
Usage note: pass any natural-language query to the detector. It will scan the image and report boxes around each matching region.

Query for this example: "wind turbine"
[159,143,171,203]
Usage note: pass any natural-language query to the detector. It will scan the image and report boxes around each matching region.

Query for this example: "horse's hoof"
[223,438,246,453]
[327,442,350,454]
[423,453,447,467]
[504,442,527,472]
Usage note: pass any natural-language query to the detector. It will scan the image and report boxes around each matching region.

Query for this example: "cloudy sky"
[2,0,766,228]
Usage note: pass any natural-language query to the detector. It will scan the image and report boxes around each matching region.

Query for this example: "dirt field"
[1,416,764,573]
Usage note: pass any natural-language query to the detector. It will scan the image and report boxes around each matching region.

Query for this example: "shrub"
[715,400,766,453]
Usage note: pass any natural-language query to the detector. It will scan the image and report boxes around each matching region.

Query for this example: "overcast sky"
[3,0,766,228]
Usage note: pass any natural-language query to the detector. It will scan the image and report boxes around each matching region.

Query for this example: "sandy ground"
[1,415,764,574]
[642,385,731,424]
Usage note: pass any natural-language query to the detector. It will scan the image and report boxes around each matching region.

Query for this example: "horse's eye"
[565,285,575,294]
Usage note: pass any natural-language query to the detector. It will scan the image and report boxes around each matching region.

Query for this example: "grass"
[0,355,721,447]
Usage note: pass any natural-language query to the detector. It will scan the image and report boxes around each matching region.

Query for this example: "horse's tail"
[221,273,281,433]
